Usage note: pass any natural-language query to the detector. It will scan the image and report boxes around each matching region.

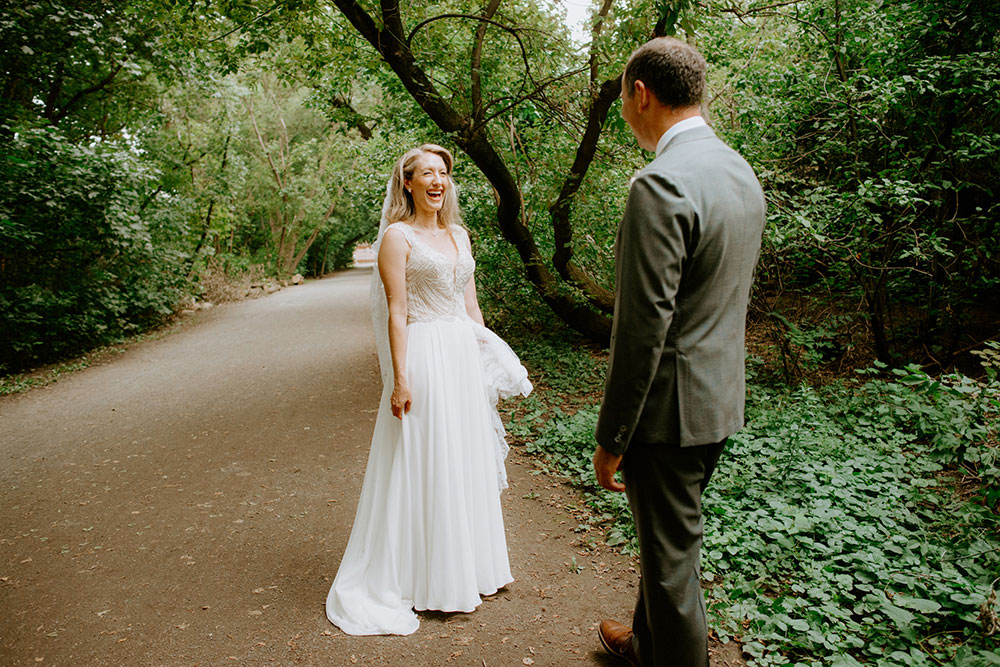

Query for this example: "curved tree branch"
[547,0,618,312]
[406,12,532,107]
[208,1,290,43]
[477,65,589,130]
[49,63,123,124]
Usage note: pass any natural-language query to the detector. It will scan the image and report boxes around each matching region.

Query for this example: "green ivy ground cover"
[512,349,999,666]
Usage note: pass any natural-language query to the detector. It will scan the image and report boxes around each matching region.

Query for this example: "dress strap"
[385,222,416,246]
[448,224,469,250]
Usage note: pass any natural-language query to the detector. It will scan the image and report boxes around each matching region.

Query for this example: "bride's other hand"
[391,384,412,419]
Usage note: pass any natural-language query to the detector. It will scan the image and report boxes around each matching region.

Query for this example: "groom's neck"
[634,104,701,152]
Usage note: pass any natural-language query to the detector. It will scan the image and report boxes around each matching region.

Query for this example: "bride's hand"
[390,383,412,419]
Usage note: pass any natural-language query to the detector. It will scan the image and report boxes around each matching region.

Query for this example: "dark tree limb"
[330,95,374,139]
[48,64,123,125]
[477,65,589,129]
[207,0,290,43]
[547,74,620,313]
[589,0,615,85]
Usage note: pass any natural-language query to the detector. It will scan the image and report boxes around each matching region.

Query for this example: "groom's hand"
[593,445,626,492]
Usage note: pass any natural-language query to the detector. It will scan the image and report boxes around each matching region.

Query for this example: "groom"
[592,37,765,666]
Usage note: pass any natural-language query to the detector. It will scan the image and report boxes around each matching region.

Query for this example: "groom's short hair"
[624,37,706,109]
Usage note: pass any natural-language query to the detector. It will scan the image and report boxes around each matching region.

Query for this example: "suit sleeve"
[594,171,694,455]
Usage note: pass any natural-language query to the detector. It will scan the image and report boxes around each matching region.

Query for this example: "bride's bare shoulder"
[383,223,413,243]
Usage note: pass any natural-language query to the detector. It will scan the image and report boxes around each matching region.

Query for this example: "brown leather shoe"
[598,619,639,666]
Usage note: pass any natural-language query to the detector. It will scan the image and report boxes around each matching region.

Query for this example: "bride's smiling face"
[405,152,449,218]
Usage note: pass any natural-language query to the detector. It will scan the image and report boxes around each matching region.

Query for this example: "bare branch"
[548,74,621,312]
[207,1,289,43]
[720,0,805,17]
[380,0,406,42]
[330,96,374,139]
[589,0,614,85]
[49,64,123,124]
[477,65,589,130]
[471,0,503,120]
[245,98,284,190]
[406,12,532,105]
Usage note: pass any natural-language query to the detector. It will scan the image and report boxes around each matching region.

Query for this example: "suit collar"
[655,116,708,157]
[656,123,717,157]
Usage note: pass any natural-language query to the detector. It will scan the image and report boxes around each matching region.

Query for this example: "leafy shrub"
[0,127,190,372]
[518,345,1000,665]
[707,379,999,666]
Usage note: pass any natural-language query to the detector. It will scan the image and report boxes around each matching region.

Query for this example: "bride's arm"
[379,229,412,418]
[461,232,485,326]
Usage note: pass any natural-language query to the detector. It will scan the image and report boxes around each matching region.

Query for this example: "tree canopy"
[2,0,997,368]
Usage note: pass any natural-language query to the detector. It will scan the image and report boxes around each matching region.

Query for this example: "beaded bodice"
[385,222,475,324]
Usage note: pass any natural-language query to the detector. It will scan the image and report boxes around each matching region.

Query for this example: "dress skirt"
[326,317,513,636]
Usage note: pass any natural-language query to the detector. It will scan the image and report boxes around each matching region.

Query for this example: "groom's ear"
[634,80,652,112]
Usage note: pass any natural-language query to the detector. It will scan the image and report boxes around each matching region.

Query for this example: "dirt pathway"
[0,269,742,666]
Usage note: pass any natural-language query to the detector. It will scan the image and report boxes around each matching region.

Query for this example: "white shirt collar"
[655,116,707,157]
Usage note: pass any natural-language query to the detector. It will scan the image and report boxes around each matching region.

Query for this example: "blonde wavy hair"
[384,144,462,228]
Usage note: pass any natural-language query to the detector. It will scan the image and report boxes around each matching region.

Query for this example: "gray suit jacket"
[595,125,765,454]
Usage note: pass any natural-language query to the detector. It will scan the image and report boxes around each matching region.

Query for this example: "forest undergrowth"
[505,332,1000,666]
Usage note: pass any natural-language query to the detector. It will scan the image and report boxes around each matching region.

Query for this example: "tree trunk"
[864,274,893,365]
[187,200,215,277]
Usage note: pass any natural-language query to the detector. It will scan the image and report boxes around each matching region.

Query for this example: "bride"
[326,144,531,636]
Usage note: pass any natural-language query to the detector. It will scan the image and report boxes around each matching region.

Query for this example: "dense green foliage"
[702,0,1000,365]
[511,338,1000,666]
[0,127,188,369]
[0,2,379,372]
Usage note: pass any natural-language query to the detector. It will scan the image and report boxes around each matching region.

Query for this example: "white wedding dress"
[326,221,529,636]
